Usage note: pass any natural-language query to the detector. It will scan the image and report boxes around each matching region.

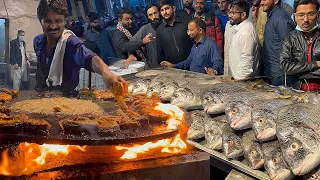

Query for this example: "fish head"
[280,133,320,176]
[251,109,277,142]
[187,111,206,139]
[222,128,243,158]
[170,87,195,109]
[245,144,264,169]
[202,91,225,114]
[146,82,163,98]
[129,79,150,94]
[159,82,179,102]
[226,101,252,130]
[262,142,294,180]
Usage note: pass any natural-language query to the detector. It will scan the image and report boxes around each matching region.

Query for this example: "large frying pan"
[0,90,179,146]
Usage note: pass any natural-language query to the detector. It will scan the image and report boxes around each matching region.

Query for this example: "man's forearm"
[91,56,113,78]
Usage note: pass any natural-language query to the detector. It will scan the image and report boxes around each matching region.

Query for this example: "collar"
[217,11,228,17]
[233,19,250,32]
[164,16,181,27]
[295,29,320,39]
[267,5,281,19]
[196,35,207,45]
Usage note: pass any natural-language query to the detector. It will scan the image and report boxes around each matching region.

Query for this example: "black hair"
[17,30,25,35]
[37,0,68,21]
[118,8,133,19]
[87,12,98,19]
[293,0,319,12]
[189,18,207,32]
[89,14,99,22]
[145,4,159,17]
[159,0,174,8]
[72,25,84,38]
[232,0,250,18]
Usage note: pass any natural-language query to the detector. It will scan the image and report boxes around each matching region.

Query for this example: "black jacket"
[280,29,320,80]
[10,39,27,66]
[112,29,143,59]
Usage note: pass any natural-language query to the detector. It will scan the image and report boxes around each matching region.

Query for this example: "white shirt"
[229,19,260,80]
[224,21,235,76]
[19,42,26,73]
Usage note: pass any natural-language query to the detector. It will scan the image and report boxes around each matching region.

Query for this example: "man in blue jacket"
[261,0,297,87]
[160,18,223,75]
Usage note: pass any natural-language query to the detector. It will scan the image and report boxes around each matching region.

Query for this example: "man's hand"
[14,64,19,70]
[204,67,217,77]
[317,61,320,67]
[125,54,137,68]
[143,33,153,44]
[160,61,174,68]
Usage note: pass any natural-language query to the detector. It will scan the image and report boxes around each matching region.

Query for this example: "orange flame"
[115,134,187,159]
[0,143,86,176]
[154,103,185,130]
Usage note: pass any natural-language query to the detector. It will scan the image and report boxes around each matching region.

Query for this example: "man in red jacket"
[191,0,224,54]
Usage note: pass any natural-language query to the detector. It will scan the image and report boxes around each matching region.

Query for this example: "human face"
[160,5,176,22]
[194,0,206,14]
[184,0,193,9]
[41,11,66,40]
[295,4,318,31]
[228,6,244,25]
[261,0,277,12]
[120,13,134,29]
[217,0,228,11]
[147,6,160,25]
[90,19,101,29]
[187,21,202,40]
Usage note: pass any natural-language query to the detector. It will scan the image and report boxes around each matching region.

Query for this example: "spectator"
[192,0,224,53]
[157,0,193,64]
[280,0,320,91]
[85,12,116,64]
[224,4,235,76]
[212,0,219,14]
[10,30,29,90]
[176,0,194,20]
[217,0,230,32]
[131,4,162,69]
[261,0,296,87]
[73,25,100,55]
[113,8,147,65]
[229,0,260,80]
[254,0,267,45]
[160,19,223,75]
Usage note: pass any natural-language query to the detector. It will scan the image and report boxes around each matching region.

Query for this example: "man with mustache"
[85,12,116,64]
[33,0,125,94]
[176,0,194,20]
[157,0,193,64]
[228,0,260,80]
[160,19,223,75]
[112,8,148,67]
[280,0,320,91]
[131,4,162,69]
[191,0,224,53]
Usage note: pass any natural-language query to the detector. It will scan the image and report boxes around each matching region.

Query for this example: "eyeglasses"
[295,12,318,20]
[228,11,244,16]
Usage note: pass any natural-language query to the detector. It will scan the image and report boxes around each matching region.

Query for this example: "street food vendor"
[33,0,125,94]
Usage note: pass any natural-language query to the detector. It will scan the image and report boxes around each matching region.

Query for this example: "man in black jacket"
[10,30,29,90]
[280,0,320,91]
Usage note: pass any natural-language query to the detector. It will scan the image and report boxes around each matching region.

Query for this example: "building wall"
[0,0,42,54]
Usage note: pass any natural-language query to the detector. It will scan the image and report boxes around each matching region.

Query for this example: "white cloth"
[224,21,235,76]
[46,29,75,86]
[12,43,28,90]
[229,19,260,80]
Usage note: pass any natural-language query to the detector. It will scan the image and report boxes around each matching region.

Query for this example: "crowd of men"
[10,0,320,91]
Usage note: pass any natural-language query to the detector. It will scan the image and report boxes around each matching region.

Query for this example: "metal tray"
[187,139,271,180]
[0,90,178,146]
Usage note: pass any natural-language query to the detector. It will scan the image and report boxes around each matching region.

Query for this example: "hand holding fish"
[160,61,174,68]
[125,54,137,68]
[204,67,217,76]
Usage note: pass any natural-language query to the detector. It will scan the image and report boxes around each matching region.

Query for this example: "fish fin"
[297,92,309,103]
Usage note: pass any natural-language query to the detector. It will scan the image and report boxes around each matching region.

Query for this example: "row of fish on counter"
[129,69,320,180]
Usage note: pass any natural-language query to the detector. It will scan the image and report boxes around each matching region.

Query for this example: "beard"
[93,25,103,32]
[123,23,132,30]
[164,13,174,22]
[230,18,242,26]
[150,18,161,28]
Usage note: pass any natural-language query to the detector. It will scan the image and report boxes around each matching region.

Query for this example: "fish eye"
[173,94,179,98]
[311,174,317,180]
[290,142,300,152]
[231,107,239,115]
[205,96,211,101]
[272,157,279,164]
[227,140,233,146]
[258,118,265,124]
[150,87,154,92]
[250,150,257,157]
[134,84,140,88]
[163,86,168,90]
